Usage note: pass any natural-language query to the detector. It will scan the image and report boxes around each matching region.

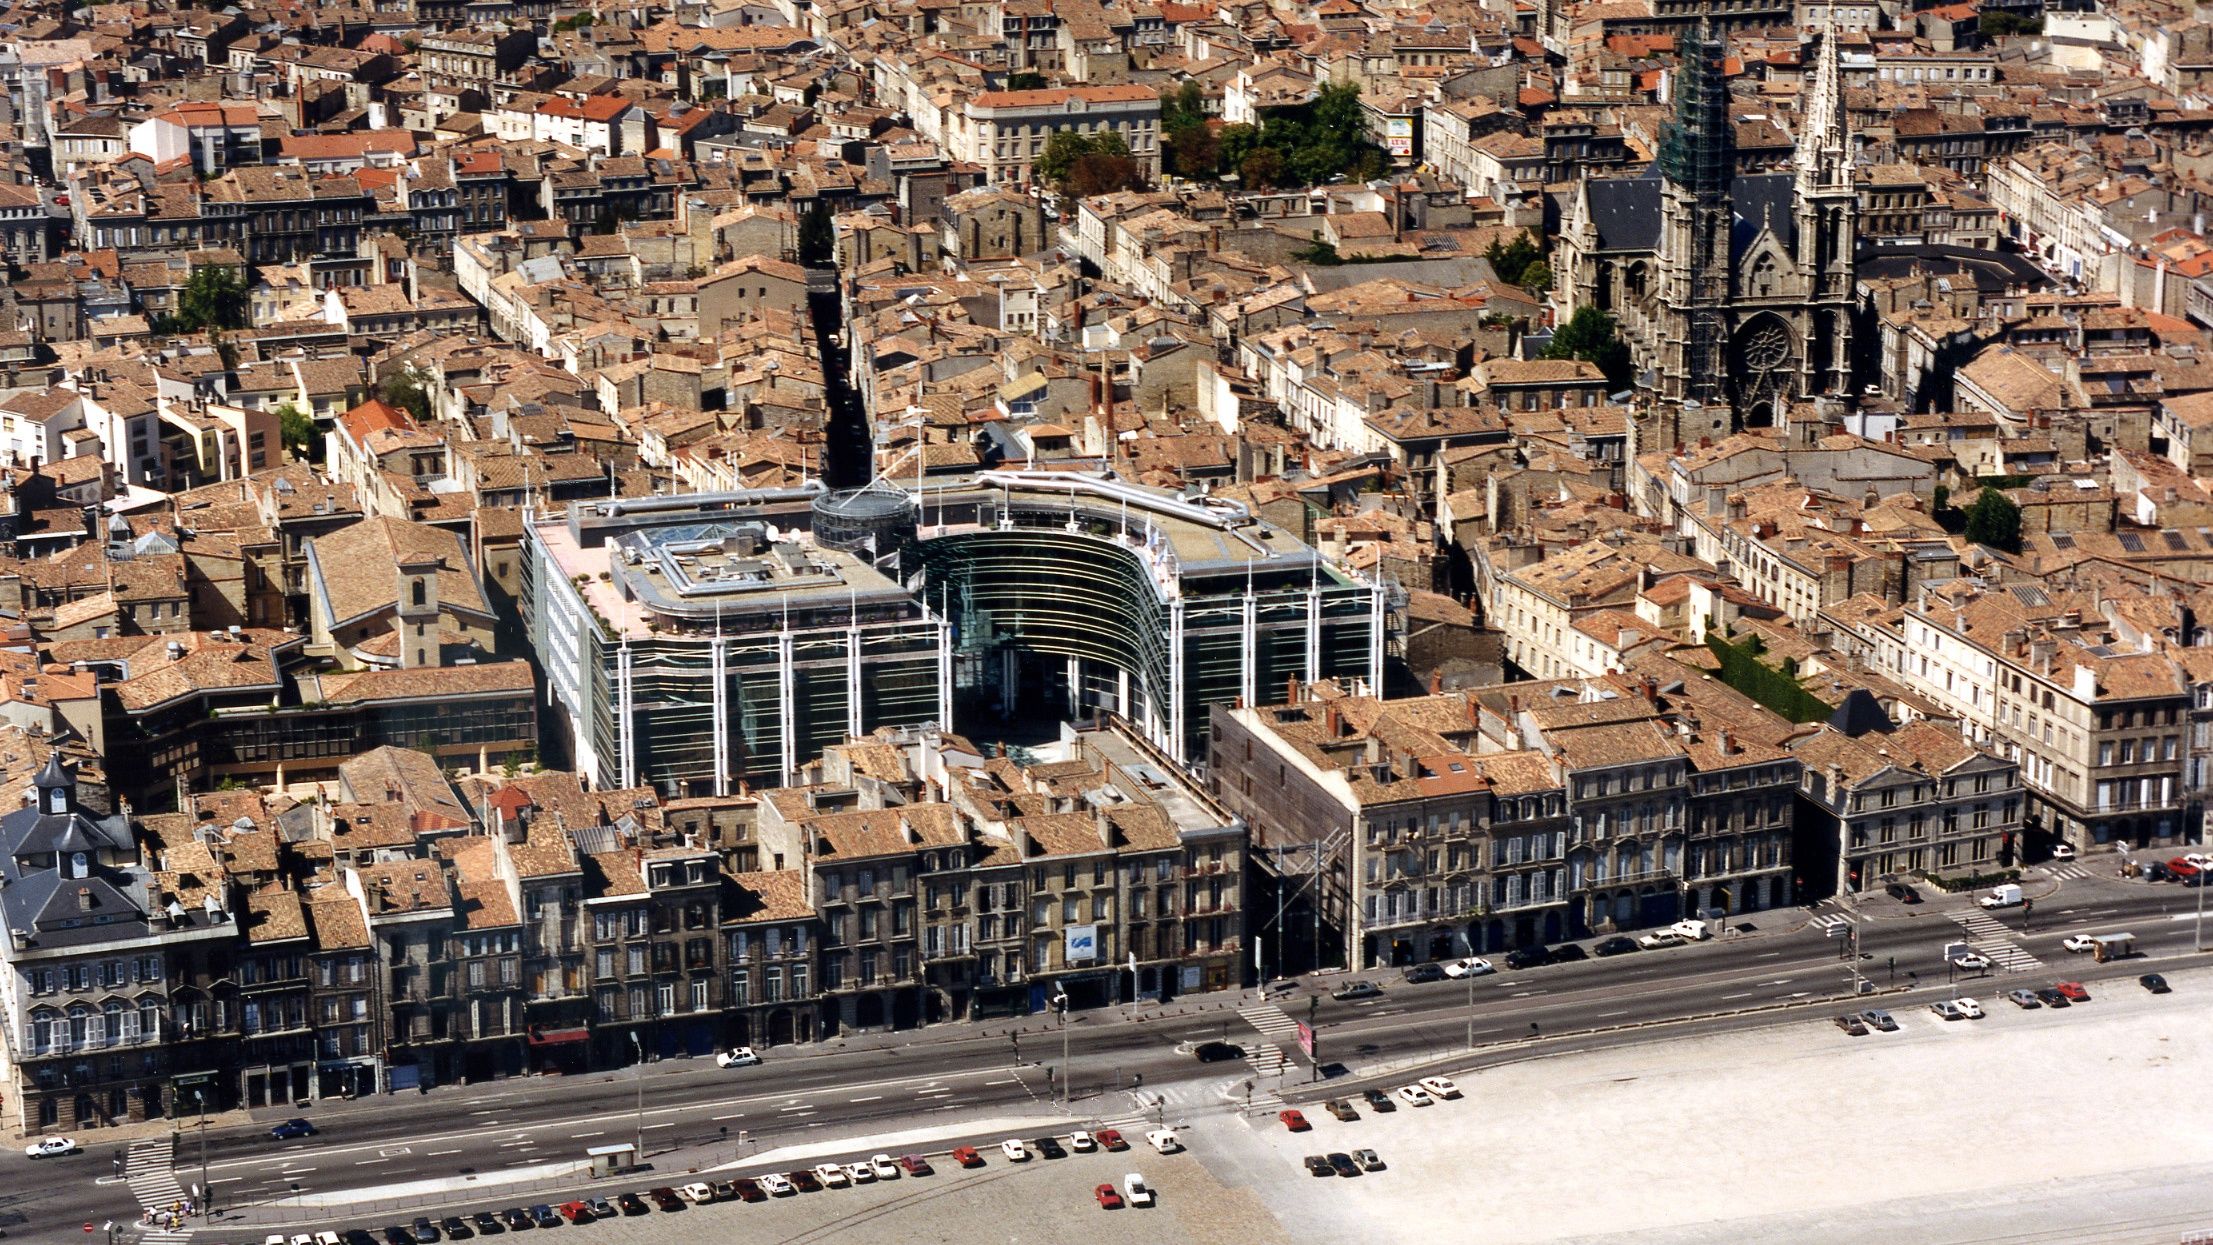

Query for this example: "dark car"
[471,1211,503,1235]
[1552,943,1588,963]
[731,1178,765,1202]
[1302,1155,1334,1177]
[2034,987,2070,1008]
[1361,1088,1397,1113]
[410,1217,442,1243]
[788,1170,822,1193]
[383,1226,414,1245]
[1592,936,1638,957]
[269,1118,319,1140]
[708,1181,736,1202]
[1326,1153,1361,1178]
[1884,882,1922,905]
[1033,1136,1067,1159]
[1330,980,1383,1001]
[614,1193,649,1217]
[2142,973,2172,994]
[648,1187,683,1212]
[1400,963,1446,983]
[900,1154,936,1176]
[438,1216,471,1239]
[499,1209,533,1232]
[1832,1015,1867,1036]
[1504,946,1550,970]
[1324,1098,1359,1122]
[346,1230,380,1245]
[2144,862,2174,883]
[526,1205,560,1229]
[1192,1041,1245,1062]
[1859,1009,1898,1032]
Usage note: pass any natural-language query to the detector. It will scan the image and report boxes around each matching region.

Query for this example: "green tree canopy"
[175,265,247,333]
[797,199,836,267]
[1006,71,1049,91]
[1484,232,1544,286]
[1036,130,1145,198]
[276,402,317,462]
[1541,306,1633,390]
[381,368,432,422]
[1964,487,2023,552]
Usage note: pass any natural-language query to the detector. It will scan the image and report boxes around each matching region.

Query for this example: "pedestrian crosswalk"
[2046,865,2094,881]
[1808,912,1853,931]
[1237,1003,1297,1077]
[123,1136,196,1243]
[1948,911,2044,973]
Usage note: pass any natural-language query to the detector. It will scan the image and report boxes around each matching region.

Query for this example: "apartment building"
[954,85,1161,185]
[1793,720,2023,896]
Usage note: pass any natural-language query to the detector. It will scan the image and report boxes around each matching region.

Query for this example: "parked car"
[732,1178,766,1201]
[1034,1136,1067,1160]
[757,1173,794,1196]
[614,1193,649,1216]
[1326,1152,1361,1177]
[812,1164,849,1189]
[1331,980,1383,1001]
[2142,973,2172,994]
[1593,936,1639,957]
[23,1137,78,1159]
[2033,987,2070,1008]
[1123,1173,1155,1208]
[526,1205,561,1229]
[1833,1014,1867,1035]
[709,1181,738,1202]
[647,1187,684,1211]
[1637,930,1685,950]
[1353,1148,1385,1172]
[1001,1139,1030,1162]
[951,1145,984,1168]
[1552,943,1589,962]
[1096,1129,1127,1152]
[2053,980,2091,1002]
[1279,1109,1311,1132]
[900,1154,935,1176]
[582,1199,614,1220]
[1361,1088,1397,1113]
[382,1226,413,1245]
[1418,1076,1461,1100]
[843,1162,874,1185]
[498,1208,534,1231]
[1094,1182,1124,1209]
[1929,1000,1965,1021]
[1325,1099,1359,1122]
[676,1183,712,1204]
[1302,1155,1334,1177]
[1146,1129,1182,1154]
[346,1229,380,1245]
[1953,998,1985,1019]
[437,1216,470,1239]
[1401,962,1445,983]
[1443,957,1493,978]
[270,1119,318,1141]
[715,1047,761,1069]
[409,1217,441,1243]
[1860,1009,1898,1032]
[1068,1131,1097,1153]
[1504,946,1550,969]
[1885,881,1922,904]
[470,1211,503,1234]
[2006,989,2043,1009]
[868,1154,901,1179]
[1395,1084,1435,1108]
[786,1170,820,1193]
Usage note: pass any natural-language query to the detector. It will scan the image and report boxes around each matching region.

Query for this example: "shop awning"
[527,1027,590,1046]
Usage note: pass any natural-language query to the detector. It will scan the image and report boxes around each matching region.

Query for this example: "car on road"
[1095,1182,1124,1209]
[1443,957,1494,978]
[900,1154,935,1176]
[1361,1088,1397,1113]
[1191,1040,1245,1062]
[270,1119,318,1140]
[758,1174,794,1196]
[2051,842,2078,861]
[409,1216,441,1243]
[1325,1098,1359,1122]
[2006,989,2043,1009]
[1885,881,1923,904]
[787,1170,821,1193]
[2142,973,2172,994]
[23,1136,78,1159]
[812,1163,850,1188]
[868,1153,902,1178]
[1096,1129,1127,1152]
[1593,936,1639,957]
[1418,1076,1461,1100]
[526,1205,560,1229]
[843,1162,874,1185]
[1930,1000,1965,1021]
[1001,1139,1030,1162]
[1552,943,1589,963]
[438,1215,470,1238]
[1504,946,1550,969]
[2033,986,2070,1008]
[1279,1109,1311,1132]
[714,1046,760,1069]
[1123,1174,1155,1208]
[1353,1148,1385,1172]
[1401,963,1446,983]
[1861,1009,1898,1032]
[1948,950,1992,971]
[731,1178,765,1201]
[1068,1131,1097,1153]
[1395,1084,1435,1108]
[647,1187,684,1211]
[1833,1015,1867,1036]
[2061,934,2098,954]
[1637,930,1685,950]
[952,1145,985,1168]
[1327,1152,1361,1177]
[1302,1154,1334,1177]
[1953,998,1985,1019]
[1034,1136,1067,1159]
[1146,1129,1182,1154]
[1331,980,1383,1001]
[470,1211,503,1234]
[2053,980,2091,1002]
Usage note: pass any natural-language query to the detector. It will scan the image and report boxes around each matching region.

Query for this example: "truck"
[1977,883,2024,909]
[2091,932,2136,962]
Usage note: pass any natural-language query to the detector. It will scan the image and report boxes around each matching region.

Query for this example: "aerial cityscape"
[0,0,2207,1239]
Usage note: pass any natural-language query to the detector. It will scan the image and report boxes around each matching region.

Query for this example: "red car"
[2053,980,2091,1002]
[1094,1182,1124,1210]
[1279,1109,1311,1132]
[951,1145,985,1169]
[899,1154,934,1176]
[1096,1128,1127,1152]
[557,1201,593,1224]
[731,1178,765,1203]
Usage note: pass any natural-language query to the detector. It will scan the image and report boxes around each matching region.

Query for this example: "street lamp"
[1051,992,1070,1110]
[1464,968,1475,1051]
[627,1032,644,1166]
[192,1090,210,1220]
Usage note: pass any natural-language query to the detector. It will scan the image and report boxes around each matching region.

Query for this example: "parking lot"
[1203,964,2213,1244]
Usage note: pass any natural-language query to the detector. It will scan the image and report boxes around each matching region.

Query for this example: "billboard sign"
[1065,924,1100,963]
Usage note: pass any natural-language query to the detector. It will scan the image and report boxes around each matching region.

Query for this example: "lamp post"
[627,1032,644,1166]
[193,1090,210,1220]
[1051,992,1070,1110]
[1464,968,1475,1051]
[2197,864,2208,952]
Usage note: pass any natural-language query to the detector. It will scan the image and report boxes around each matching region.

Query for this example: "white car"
[843,1161,874,1184]
[24,1136,77,1159]
[677,1183,714,1203]
[1669,919,1712,941]
[1418,1075,1461,1100]
[1949,950,1992,970]
[2051,842,2078,861]
[1953,998,1985,1019]
[1123,1173,1156,1208]
[758,1173,794,1196]
[1443,957,1494,979]
[1145,1129,1181,1154]
[715,1046,760,1068]
[1395,1084,1435,1107]
[813,1162,850,1188]
[868,1153,900,1179]
[1068,1130,1097,1152]
[1001,1138,1030,1162]
[313,1233,342,1245]
[2062,934,2098,954]
[263,1236,286,1245]
[289,1234,313,1245]
[1637,930,1684,950]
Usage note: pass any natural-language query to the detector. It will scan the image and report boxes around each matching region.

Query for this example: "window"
[690,979,709,1012]
[656,983,675,1015]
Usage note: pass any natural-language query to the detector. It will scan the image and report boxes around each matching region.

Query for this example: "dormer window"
[45,784,67,815]
[69,851,88,879]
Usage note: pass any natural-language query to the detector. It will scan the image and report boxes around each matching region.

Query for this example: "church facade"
[1553,25,1857,429]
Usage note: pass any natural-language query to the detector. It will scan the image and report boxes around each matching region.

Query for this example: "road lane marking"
[784,1110,817,1118]
[1721,992,1754,1000]
[778,1104,815,1112]
[355,1159,387,1166]
[1756,952,1782,959]
[570,1132,603,1139]
[1596,1010,1629,1018]
[985,1078,1018,1086]
[209,1177,242,1186]
[709,1114,745,1122]
[427,1149,461,1156]
[643,1123,675,1130]
[849,1096,883,1103]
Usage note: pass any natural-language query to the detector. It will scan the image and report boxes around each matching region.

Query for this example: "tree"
[1293,236,1344,266]
[1036,131,1145,198]
[1484,232,1543,286]
[276,402,317,462]
[1964,487,2023,552]
[174,265,247,333]
[1006,71,1049,91]
[1542,306,1634,389]
[381,368,432,422]
[1237,146,1283,190]
[1980,10,2040,35]
[1519,260,1553,294]
[797,199,836,268]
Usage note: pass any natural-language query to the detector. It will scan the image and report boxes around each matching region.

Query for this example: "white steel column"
[617,642,636,790]
[1067,656,1083,717]
[1305,581,1322,684]
[1239,585,1258,707]
[846,625,865,739]
[777,627,797,786]
[1168,597,1187,763]
[1367,581,1385,697]
[710,634,729,797]
[936,613,954,728]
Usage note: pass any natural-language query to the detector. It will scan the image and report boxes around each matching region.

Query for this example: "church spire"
[1658,19,1730,198]
[1797,21,1850,195]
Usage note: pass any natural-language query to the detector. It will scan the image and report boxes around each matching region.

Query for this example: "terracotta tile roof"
[244,886,308,944]
[306,891,371,950]
[725,869,813,923]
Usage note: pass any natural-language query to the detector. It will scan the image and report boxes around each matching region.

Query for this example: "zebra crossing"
[1807,912,1853,931]
[1236,1002,1297,1076]
[2046,864,2094,881]
[123,1136,194,1243]
[1948,910,2045,972]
